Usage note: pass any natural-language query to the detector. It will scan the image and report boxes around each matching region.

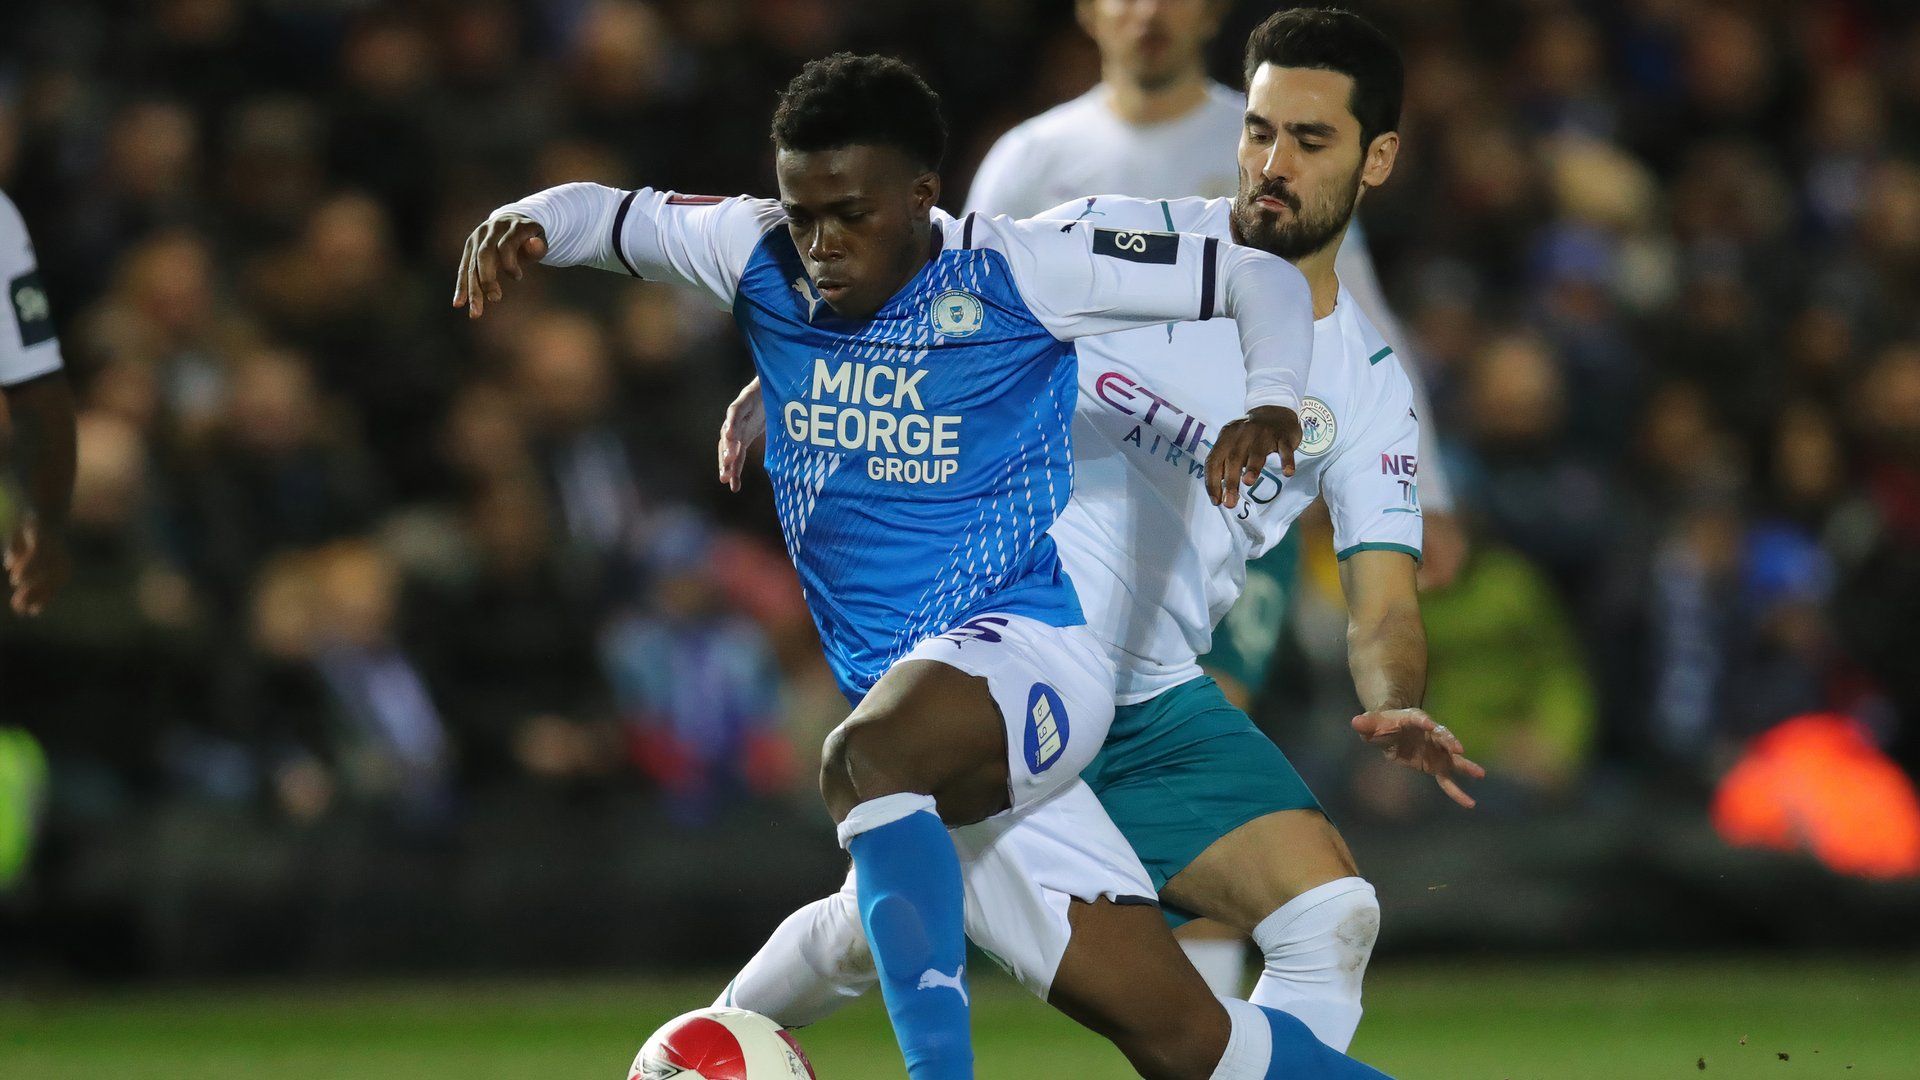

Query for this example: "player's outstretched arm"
[456,183,779,321]
[717,377,764,492]
[1339,548,1484,808]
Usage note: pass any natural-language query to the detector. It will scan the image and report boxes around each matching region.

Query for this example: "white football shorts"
[895,611,1115,813]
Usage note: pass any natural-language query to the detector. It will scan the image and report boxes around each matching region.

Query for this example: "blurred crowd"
[2,0,1919,848]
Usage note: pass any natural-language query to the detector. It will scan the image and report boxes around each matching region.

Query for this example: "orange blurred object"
[1712,714,1920,880]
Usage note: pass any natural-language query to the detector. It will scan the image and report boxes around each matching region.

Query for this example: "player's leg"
[819,615,1115,1080]
[1161,810,1379,1052]
[1088,676,1379,1051]
[959,781,1388,1080]
[1174,918,1251,998]
[1050,898,1385,1080]
[715,868,876,1027]
[822,660,988,1080]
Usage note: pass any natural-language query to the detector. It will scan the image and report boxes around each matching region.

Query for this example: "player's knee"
[818,721,860,818]
[819,714,916,812]
[1325,882,1381,979]
[1256,876,1380,989]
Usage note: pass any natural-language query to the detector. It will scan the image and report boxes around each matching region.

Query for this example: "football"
[630,1008,818,1080]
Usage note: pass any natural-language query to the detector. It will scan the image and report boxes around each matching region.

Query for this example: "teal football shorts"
[1082,674,1323,926]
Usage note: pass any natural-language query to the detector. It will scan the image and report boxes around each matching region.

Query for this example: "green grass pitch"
[4,958,1916,1079]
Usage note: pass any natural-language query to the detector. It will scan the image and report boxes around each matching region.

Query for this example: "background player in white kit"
[714,7,1482,1060]
[0,191,75,618]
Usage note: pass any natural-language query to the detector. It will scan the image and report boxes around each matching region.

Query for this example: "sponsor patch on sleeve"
[9,271,54,348]
[1092,228,1179,265]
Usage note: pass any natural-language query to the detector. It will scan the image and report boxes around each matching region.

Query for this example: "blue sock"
[1262,1004,1390,1079]
[843,794,972,1080]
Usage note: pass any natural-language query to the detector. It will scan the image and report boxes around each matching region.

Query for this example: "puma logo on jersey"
[917,964,968,1005]
[792,277,823,321]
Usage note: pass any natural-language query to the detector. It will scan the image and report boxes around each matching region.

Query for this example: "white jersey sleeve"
[494,183,783,309]
[0,192,63,388]
[1321,355,1425,562]
[1335,219,1454,512]
[967,210,1312,413]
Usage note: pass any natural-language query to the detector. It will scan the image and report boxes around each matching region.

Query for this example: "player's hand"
[5,516,71,617]
[1351,707,1485,809]
[1205,404,1301,509]
[718,378,766,492]
[453,213,548,319]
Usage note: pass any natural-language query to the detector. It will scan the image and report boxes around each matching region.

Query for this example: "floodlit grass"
[3,957,1916,1079]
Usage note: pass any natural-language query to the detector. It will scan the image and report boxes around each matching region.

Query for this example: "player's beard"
[1230,160,1364,262]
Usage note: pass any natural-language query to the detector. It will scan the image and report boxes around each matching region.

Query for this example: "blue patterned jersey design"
[733,228,1083,702]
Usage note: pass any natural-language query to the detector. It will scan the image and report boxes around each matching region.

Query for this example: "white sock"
[1180,935,1251,999]
[1208,997,1275,1080]
[715,873,877,1028]
[1248,876,1379,1052]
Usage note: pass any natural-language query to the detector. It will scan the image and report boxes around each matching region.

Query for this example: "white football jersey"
[0,191,63,388]
[1042,196,1424,703]
[966,82,1453,513]
[965,83,1245,221]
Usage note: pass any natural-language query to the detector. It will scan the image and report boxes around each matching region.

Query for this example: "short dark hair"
[771,53,947,171]
[1243,7,1403,145]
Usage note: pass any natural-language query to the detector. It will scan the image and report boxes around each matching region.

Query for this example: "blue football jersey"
[739,221,1083,700]
[501,184,1314,701]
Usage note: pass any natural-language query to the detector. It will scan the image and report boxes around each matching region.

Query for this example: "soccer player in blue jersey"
[457,53,1388,1080]
[717,14,1476,1067]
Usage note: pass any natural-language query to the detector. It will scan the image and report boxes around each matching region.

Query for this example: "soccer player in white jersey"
[714,7,1482,1061]
[458,54,1393,1080]
[967,0,1466,995]
[967,0,1464,595]
[0,191,76,617]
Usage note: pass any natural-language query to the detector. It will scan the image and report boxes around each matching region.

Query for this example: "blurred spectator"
[421,479,604,787]
[171,347,381,611]
[509,308,662,601]
[245,539,454,829]
[1448,329,1614,596]
[1406,532,1597,803]
[599,519,793,826]
[247,192,454,498]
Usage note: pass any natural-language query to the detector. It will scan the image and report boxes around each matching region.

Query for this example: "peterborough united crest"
[1297,396,1336,457]
[930,289,984,338]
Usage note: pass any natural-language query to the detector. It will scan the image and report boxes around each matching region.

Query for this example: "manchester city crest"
[1297,397,1336,457]
[930,289,984,338]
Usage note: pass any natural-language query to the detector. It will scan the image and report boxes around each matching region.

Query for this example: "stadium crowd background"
[4,0,1920,975]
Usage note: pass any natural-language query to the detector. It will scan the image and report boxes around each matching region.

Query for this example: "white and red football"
[630,1007,818,1080]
